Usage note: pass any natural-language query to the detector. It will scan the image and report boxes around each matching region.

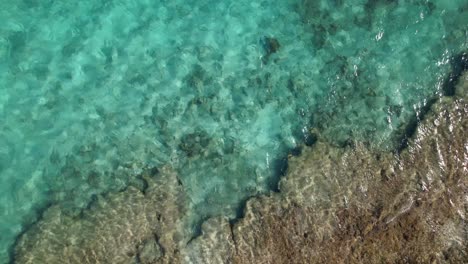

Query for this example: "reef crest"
[13,73,468,263]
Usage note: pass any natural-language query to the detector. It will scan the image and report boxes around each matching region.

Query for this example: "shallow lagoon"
[0,0,466,261]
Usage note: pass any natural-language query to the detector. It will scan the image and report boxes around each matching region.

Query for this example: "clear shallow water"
[0,0,466,262]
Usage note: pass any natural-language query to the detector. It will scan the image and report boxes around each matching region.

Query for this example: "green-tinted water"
[0,0,466,262]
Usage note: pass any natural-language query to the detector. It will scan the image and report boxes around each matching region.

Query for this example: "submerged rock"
[178,130,211,157]
[188,72,468,263]
[262,37,280,55]
[14,74,468,263]
[261,37,280,64]
[13,167,190,264]
[137,237,163,264]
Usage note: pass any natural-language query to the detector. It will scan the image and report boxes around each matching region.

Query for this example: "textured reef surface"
[13,73,467,263]
[2,0,467,262]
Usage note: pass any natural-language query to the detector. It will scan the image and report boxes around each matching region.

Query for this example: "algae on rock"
[14,74,468,263]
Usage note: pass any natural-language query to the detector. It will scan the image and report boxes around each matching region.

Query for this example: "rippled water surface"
[0,0,466,261]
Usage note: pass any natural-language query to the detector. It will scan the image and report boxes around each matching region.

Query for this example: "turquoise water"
[0,0,466,262]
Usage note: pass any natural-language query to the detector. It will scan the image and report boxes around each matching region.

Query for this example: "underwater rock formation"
[188,73,468,263]
[13,167,191,264]
[261,37,281,64]
[13,74,467,263]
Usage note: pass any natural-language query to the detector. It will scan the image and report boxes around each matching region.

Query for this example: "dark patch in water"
[84,194,99,210]
[186,218,207,245]
[178,130,211,157]
[232,194,258,221]
[396,51,467,152]
[215,152,292,232]
[8,201,54,264]
[262,37,280,55]
[290,146,302,156]
[334,137,356,149]
[130,175,149,194]
[261,36,280,64]
[148,166,159,177]
[396,97,437,153]
[269,156,288,192]
[187,201,254,245]
[304,131,318,147]
[442,52,468,96]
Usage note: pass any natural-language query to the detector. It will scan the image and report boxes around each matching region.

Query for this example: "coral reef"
[294,0,466,150]
[3,3,466,261]
[14,74,467,263]
[13,167,190,264]
[189,73,468,263]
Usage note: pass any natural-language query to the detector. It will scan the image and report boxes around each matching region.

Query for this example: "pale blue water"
[0,0,466,262]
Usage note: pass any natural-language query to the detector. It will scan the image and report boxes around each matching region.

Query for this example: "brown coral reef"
[14,74,467,263]
[14,167,191,264]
